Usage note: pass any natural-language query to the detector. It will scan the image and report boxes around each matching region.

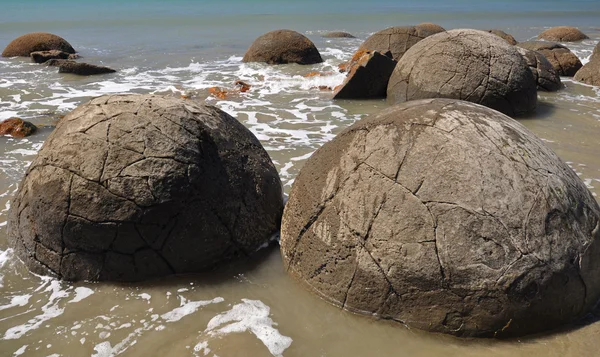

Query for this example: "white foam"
[205,299,292,357]
[70,287,94,303]
[12,345,27,356]
[161,296,224,323]
[0,294,31,312]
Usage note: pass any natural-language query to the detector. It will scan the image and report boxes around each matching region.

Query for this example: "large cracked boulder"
[518,41,583,77]
[357,26,433,61]
[2,32,76,57]
[574,42,600,86]
[8,94,283,281]
[538,26,589,42]
[516,47,562,91]
[280,98,600,338]
[242,29,323,65]
[387,29,537,117]
[333,51,397,99]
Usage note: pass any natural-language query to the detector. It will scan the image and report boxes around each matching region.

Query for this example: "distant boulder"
[0,118,37,138]
[2,32,76,57]
[30,50,79,64]
[516,47,562,91]
[58,62,116,75]
[322,31,356,38]
[486,29,517,45]
[333,51,396,99]
[538,26,589,42]
[415,23,446,35]
[574,42,600,86]
[46,59,76,67]
[518,41,582,76]
[242,30,323,65]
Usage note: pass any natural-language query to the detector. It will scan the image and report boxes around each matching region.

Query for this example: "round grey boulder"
[8,94,283,281]
[357,26,433,61]
[516,47,562,91]
[281,98,600,338]
[538,26,589,42]
[387,29,537,116]
[518,41,583,77]
[242,29,323,65]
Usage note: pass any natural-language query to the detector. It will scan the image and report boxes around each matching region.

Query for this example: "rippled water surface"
[1,1,600,356]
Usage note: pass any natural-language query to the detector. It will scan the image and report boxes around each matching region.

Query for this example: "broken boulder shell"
[280,98,600,338]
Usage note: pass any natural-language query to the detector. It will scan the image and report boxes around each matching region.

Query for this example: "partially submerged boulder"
[242,29,323,65]
[387,29,537,116]
[30,50,79,64]
[333,51,396,99]
[0,118,37,138]
[538,26,589,42]
[46,59,76,67]
[516,47,562,91]
[322,31,355,38]
[8,94,284,281]
[518,41,582,77]
[58,62,116,75]
[357,26,433,61]
[281,98,600,338]
[2,32,76,57]
[574,42,600,86]
[486,29,517,45]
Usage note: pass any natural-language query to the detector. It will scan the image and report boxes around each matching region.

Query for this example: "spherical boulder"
[574,42,600,86]
[2,32,76,57]
[281,98,600,338]
[516,47,562,91]
[387,29,537,116]
[242,29,323,65]
[486,29,517,45]
[357,26,432,61]
[8,94,283,282]
[538,26,589,42]
[518,41,583,76]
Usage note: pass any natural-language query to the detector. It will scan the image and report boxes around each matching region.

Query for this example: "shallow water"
[1,1,600,356]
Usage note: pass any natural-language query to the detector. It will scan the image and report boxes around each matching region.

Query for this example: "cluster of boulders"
[2,32,116,75]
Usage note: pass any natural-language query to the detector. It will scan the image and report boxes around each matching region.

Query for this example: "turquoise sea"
[1,1,600,356]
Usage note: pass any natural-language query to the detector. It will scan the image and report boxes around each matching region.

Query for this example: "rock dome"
[242,29,323,65]
[2,32,75,57]
[538,26,589,42]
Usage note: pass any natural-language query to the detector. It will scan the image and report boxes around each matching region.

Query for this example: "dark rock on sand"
[486,29,517,45]
[0,118,37,138]
[357,26,434,61]
[322,31,356,38]
[30,50,79,64]
[7,94,284,281]
[387,29,537,116]
[2,32,76,57]
[538,26,589,42]
[574,42,600,86]
[281,98,600,338]
[333,51,396,99]
[242,29,323,65]
[516,47,562,91]
[518,41,582,77]
[58,62,116,75]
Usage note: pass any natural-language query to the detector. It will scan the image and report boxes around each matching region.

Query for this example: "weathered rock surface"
[415,23,446,35]
[387,29,537,116]
[30,50,79,64]
[46,59,76,67]
[281,98,600,338]
[8,94,284,281]
[0,118,37,138]
[2,32,76,57]
[574,42,600,86]
[486,29,517,45]
[357,26,433,61]
[322,31,356,38]
[538,26,589,42]
[242,29,323,65]
[58,62,116,75]
[333,51,397,99]
[518,41,582,77]
[516,47,562,91]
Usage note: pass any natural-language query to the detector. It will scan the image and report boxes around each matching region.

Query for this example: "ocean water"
[1,1,600,356]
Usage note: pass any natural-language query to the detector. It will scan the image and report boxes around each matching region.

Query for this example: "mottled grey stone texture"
[387,30,537,117]
[242,29,323,65]
[281,99,600,338]
[8,94,283,281]
[516,47,562,91]
[357,26,434,61]
[518,41,583,77]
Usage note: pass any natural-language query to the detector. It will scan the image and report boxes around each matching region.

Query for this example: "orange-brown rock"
[415,23,446,35]
[333,51,397,99]
[2,32,76,57]
[538,26,589,42]
[518,41,582,77]
[208,87,228,99]
[0,118,37,138]
[242,29,323,65]
[234,80,251,92]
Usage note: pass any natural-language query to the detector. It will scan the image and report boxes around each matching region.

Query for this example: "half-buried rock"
[387,29,537,116]
[333,51,396,99]
[281,98,600,338]
[516,47,562,91]
[8,94,284,281]
[2,32,76,57]
[518,41,583,77]
[58,62,116,75]
[242,29,323,65]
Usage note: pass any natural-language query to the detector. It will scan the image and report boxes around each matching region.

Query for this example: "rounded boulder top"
[242,29,323,65]
[357,26,433,61]
[415,22,446,35]
[8,94,284,282]
[322,31,356,38]
[280,98,600,337]
[387,29,537,117]
[2,32,76,57]
[486,29,517,45]
[538,26,589,42]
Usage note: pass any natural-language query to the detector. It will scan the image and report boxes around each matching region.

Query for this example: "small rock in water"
[30,50,79,64]
[0,118,37,138]
[58,62,116,75]
[322,31,356,38]
[538,26,589,42]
